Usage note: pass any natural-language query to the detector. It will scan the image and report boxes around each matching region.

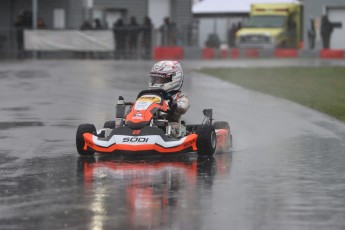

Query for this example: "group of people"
[80,18,104,30]
[14,13,179,59]
[308,15,339,50]
[112,16,177,59]
[112,16,153,59]
[204,22,242,49]
[79,16,153,59]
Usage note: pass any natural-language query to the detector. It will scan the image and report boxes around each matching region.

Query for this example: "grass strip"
[199,67,345,122]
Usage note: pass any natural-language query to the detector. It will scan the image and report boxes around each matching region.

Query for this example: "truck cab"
[236,3,302,49]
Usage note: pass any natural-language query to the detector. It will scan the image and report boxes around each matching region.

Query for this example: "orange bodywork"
[126,95,168,125]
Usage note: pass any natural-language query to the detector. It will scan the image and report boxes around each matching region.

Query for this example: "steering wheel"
[137,89,175,110]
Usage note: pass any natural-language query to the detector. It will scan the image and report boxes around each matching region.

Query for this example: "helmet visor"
[150,72,172,84]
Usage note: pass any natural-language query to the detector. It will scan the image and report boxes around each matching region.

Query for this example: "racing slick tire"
[103,120,115,129]
[76,123,96,156]
[196,125,217,156]
[213,121,232,149]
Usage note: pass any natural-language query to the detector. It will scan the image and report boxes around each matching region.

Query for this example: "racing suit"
[167,90,190,136]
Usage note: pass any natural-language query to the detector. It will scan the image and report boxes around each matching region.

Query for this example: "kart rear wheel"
[103,120,115,129]
[76,123,96,156]
[213,121,230,131]
[196,125,216,157]
[213,121,232,149]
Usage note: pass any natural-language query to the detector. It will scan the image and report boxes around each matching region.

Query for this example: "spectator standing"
[94,18,103,30]
[22,11,33,28]
[228,23,237,47]
[14,14,24,59]
[205,33,220,48]
[80,21,92,30]
[36,17,46,58]
[321,15,334,49]
[141,16,152,58]
[127,16,140,59]
[307,17,316,49]
[113,19,127,59]
[37,17,46,29]
[160,17,176,46]
[15,11,32,59]
[237,22,242,31]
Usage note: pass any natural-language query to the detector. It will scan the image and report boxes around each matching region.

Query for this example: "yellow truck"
[236,2,302,49]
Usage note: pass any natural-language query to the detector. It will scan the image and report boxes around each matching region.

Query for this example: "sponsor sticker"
[132,116,143,120]
[134,95,161,110]
[132,130,141,135]
[132,113,143,120]
[122,137,149,143]
[134,101,151,110]
[138,95,161,103]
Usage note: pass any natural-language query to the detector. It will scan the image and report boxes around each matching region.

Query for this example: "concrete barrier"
[299,49,319,59]
[275,49,299,58]
[244,49,259,58]
[230,49,240,59]
[153,46,184,60]
[320,49,345,59]
[152,46,345,60]
[202,48,216,59]
[220,49,228,59]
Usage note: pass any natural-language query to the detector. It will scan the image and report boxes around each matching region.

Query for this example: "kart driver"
[149,60,190,135]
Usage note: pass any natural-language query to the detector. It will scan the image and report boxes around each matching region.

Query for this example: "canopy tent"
[192,0,300,17]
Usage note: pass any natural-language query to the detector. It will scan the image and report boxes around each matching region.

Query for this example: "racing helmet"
[149,60,184,92]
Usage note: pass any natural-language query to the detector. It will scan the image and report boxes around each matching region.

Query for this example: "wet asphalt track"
[1,59,345,230]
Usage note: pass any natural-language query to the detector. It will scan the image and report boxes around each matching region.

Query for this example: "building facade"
[0,0,193,58]
[0,0,84,57]
[0,0,192,29]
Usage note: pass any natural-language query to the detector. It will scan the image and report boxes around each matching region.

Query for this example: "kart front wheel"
[76,123,96,156]
[196,124,216,156]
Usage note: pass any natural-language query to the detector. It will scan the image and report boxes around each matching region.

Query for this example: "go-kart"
[76,89,232,156]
